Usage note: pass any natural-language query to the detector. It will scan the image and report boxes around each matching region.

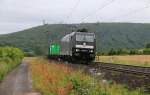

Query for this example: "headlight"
[90,50,93,53]
[76,49,79,52]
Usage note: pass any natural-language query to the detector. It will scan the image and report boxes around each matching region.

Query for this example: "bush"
[0,47,24,81]
[129,50,139,55]
[107,48,129,55]
[108,48,116,55]
[116,49,129,55]
[77,28,88,32]
[107,49,142,55]
[97,52,105,56]
[143,48,150,55]
[146,43,150,48]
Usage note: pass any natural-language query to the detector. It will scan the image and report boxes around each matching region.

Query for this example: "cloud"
[0,0,150,34]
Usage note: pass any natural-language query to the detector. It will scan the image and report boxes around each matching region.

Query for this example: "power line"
[65,0,81,23]
[107,4,150,21]
[79,0,116,23]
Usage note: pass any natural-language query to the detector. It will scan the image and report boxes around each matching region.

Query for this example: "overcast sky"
[0,0,150,34]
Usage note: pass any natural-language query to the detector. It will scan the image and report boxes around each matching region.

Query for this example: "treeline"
[0,47,24,80]
[0,23,150,55]
[97,49,140,56]
[97,43,150,56]
[143,43,150,55]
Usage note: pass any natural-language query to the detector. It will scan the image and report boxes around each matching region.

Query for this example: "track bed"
[59,61,150,93]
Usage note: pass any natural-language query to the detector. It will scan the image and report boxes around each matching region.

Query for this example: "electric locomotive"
[48,31,96,63]
[61,32,96,62]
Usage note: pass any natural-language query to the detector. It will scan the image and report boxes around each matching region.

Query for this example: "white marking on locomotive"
[76,45,94,49]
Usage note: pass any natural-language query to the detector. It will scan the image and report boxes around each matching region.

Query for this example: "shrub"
[108,48,116,55]
[129,50,139,55]
[143,48,150,55]
[0,47,24,81]
[146,43,150,48]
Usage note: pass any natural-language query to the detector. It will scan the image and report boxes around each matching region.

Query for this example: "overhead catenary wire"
[79,0,116,23]
[57,0,149,24]
[65,0,81,23]
[63,0,149,30]
[107,4,150,21]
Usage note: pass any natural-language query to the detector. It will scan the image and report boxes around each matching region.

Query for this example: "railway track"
[49,59,150,92]
[92,62,150,76]
[50,59,150,76]
[56,59,150,76]
[87,62,150,92]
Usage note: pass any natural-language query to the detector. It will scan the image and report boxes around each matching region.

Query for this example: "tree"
[77,28,88,32]
[116,49,129,55]
[143,48,150,55]
[108,48,116,55]
[146,43,150,48]
[129,50,138,55]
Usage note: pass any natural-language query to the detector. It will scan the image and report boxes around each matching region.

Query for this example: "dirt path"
[0,60,33,95]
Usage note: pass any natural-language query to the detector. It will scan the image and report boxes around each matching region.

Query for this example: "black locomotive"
[48,31,96,63]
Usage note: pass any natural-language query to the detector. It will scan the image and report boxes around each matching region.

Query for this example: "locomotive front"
[72,32,96,61]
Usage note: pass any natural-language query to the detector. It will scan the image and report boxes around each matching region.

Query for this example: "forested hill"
[0,23,150,55]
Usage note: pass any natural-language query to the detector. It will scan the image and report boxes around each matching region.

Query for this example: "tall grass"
[0,47,24,81]
[28,58,148,95]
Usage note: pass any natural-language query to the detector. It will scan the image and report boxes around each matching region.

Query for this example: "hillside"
[0,23,150,55]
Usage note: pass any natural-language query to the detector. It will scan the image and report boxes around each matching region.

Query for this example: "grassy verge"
[0,47,24,81]
[28,58,148,95]
[96,55,150,67]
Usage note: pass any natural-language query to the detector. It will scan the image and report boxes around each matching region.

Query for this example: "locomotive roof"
[75,32,94,34]
[61,32,74,42]
[61,32,95,42]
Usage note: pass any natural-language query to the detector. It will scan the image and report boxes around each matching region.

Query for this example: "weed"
[28,58,148,95]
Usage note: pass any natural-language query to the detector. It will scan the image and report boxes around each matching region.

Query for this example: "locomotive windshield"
[76,34,94,42]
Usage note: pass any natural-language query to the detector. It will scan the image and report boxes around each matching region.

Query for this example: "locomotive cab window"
[76,34,94,42]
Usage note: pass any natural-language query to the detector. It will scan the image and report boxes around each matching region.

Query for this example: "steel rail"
[92,62,150,76]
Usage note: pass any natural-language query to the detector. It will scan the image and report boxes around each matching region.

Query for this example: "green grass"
[29,58,148,95]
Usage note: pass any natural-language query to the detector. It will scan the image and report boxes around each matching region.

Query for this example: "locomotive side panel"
[60,34,72,56]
